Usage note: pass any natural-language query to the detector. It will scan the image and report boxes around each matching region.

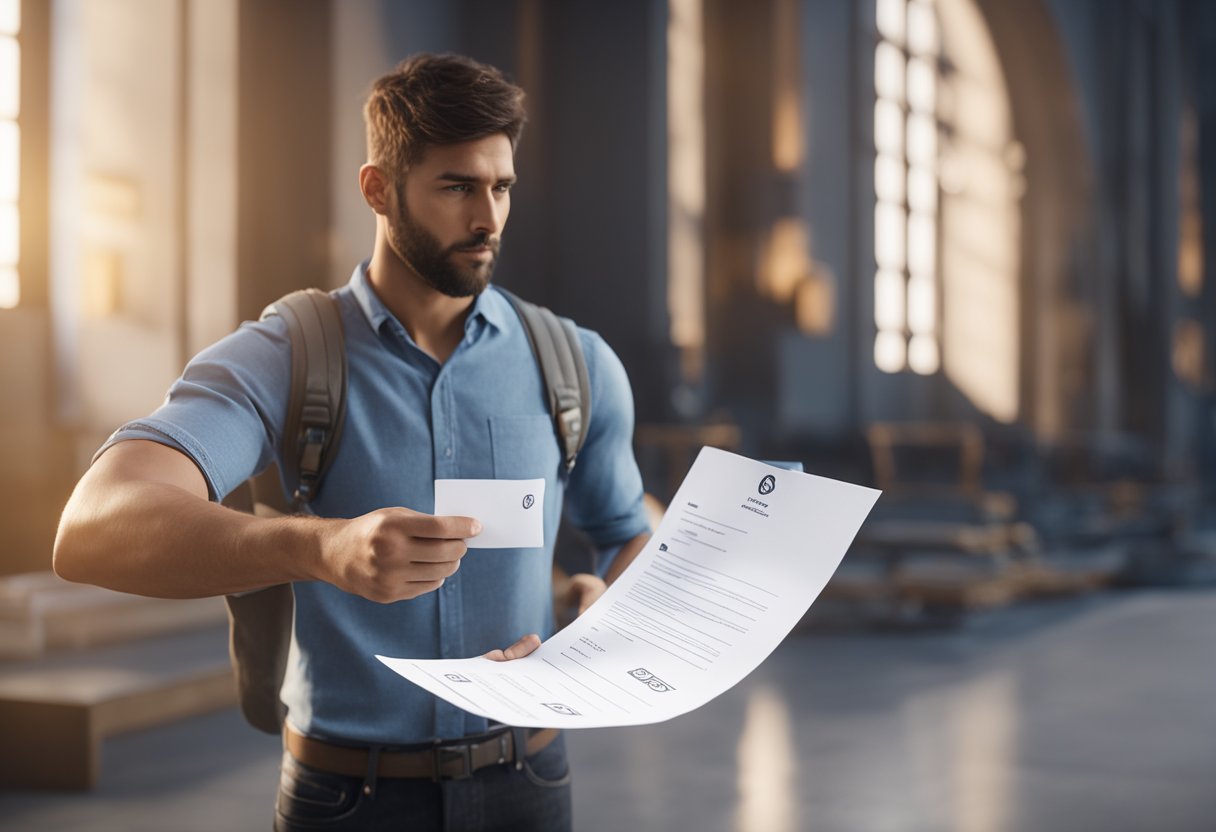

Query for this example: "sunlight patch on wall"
[937,0,1021,423]
[668,0,706,379]
[0,0,20,308]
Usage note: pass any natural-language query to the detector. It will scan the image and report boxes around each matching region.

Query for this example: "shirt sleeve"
[92,315,294,502]
[562,329,652,576]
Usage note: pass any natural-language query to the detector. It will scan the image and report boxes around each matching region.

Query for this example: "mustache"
[449,233,501,254]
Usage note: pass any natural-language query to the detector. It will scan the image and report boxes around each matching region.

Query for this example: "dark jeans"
[273,732,572,832]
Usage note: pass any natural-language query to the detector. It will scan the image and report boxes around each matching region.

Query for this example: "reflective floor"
[2,588,1213,831]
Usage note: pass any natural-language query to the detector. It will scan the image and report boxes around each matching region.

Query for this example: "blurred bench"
[0,573,234,790]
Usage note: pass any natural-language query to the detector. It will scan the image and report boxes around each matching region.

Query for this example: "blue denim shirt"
[98,263,650,744]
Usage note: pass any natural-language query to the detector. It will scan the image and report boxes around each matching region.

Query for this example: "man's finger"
[483,633,541,662]
[407,513,483,541]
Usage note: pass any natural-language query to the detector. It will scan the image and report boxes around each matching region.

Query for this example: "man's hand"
[558,572,608,617]
[316,508,480,604]
[483,633,541,661]
[551,567,608,628]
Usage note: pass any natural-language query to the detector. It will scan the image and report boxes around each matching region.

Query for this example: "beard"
[386,184,501,298]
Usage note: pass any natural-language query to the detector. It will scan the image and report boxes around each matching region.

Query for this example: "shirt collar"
[347,260,514,339]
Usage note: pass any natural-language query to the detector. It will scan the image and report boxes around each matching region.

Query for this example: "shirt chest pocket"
[489,415,561,481]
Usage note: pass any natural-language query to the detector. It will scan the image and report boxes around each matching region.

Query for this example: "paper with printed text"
[381,448,879,727]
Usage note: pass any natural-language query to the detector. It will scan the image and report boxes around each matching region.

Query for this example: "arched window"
[872,0,1023,423]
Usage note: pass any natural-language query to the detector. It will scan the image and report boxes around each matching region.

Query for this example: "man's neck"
[367,239,474,364]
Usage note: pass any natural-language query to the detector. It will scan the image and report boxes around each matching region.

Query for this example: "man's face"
[386,134,516,298]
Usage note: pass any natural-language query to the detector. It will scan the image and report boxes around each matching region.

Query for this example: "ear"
[359,164,393,216]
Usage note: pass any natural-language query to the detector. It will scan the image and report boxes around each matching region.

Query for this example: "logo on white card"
[444,673,472,683]
[542,702,580,716]
[522,494,535,510]
[758,475,776,496]
[627,668,676,693]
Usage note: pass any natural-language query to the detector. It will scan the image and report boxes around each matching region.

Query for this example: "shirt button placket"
[432,375,464,738]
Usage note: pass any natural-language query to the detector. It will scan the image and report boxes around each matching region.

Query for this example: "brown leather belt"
[284,723,558,781]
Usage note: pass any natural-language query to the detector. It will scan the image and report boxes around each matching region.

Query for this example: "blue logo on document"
[523,494,535,509]
[759,475,776,496]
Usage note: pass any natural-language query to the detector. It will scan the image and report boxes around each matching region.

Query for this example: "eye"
[444,184,471,193]
[494,182,513,194]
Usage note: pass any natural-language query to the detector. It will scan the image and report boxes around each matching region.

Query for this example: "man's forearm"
[54,478,325,599]
[54,440,475,604]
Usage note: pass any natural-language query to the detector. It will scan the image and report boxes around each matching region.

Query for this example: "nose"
[469,189,505,239]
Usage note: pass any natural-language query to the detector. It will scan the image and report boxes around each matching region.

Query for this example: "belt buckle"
[432,741,475,781]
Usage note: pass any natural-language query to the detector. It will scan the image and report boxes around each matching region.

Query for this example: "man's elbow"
[52,519,82,583]
[52,503,96,585]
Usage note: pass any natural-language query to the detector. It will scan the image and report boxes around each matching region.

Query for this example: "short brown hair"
[363,53,527,176]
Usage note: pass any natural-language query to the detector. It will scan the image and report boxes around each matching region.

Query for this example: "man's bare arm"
[53,440,478,602]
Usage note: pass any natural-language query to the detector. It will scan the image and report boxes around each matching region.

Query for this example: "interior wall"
[236,0,333,321]
[49,0,186,469]
[330,0,459,287]
[0,0,62,576]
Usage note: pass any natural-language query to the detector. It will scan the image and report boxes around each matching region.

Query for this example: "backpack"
[223,286,591,734]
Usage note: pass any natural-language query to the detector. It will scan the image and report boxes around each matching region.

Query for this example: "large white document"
[376,447,881,728]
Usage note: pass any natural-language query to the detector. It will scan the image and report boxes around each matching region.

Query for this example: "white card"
[433,478,545,549]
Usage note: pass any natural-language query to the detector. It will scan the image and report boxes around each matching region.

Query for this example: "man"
[54,53,651,831]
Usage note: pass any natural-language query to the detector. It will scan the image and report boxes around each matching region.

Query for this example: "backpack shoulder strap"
[260,289,348,506]
[497,288,591,475]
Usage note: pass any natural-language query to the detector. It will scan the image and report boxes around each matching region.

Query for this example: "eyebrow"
[435,172,517,185]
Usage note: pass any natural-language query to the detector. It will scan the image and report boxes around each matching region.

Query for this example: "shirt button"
[444,447,453,457]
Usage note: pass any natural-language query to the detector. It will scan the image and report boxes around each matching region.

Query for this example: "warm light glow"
[736,686,798,832]
[771,0,804,172]
[759,217,811,303]
[907,57,935,113]
[908,334,939,374]
[945,59,1010,150]
[1178,107,1204,298]
[773,90,803,173]
[83,248,123,318]
[907,274,936,333]
[0,201,16,265]
[795,268,835,336]
[875,99,904,157]
[1172,319,1205,386]
[0,264,16,308]
[875,202,906,270]
[908,166,937,212]
[907,212,936,276]
[876,0,906,44]
[0,5,17,310]
[875,41,905,103]
[0,36,17,119]
[668,0,706,359]
[875,269,906,330]
[906,113,937,165]
[0,0,18,36]
[907,0,938,56]
[875,154,906,204]
[0,119,16,201]
[875,330,906,373]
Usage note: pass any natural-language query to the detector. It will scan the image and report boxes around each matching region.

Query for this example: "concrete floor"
[1,588,1214,831]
